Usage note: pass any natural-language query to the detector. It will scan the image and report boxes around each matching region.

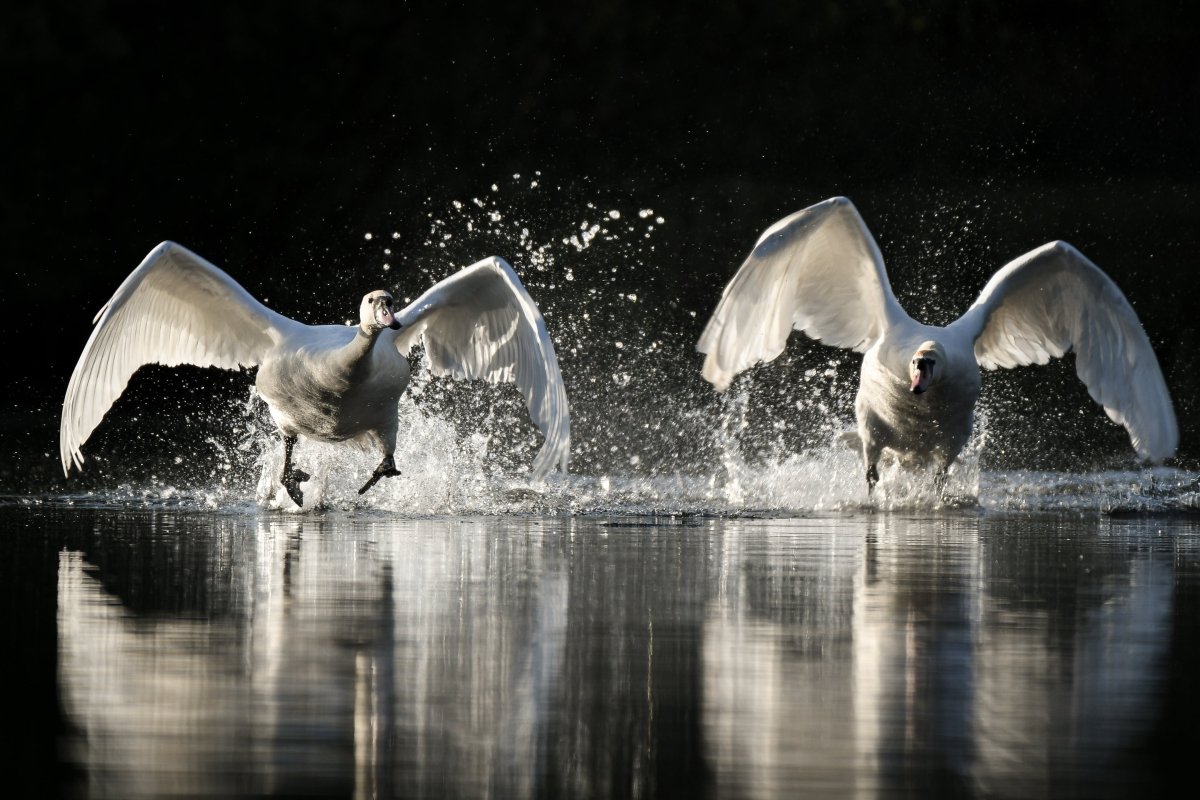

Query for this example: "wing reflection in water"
[702,518,981,797]
[56,515,571,798]
[700,516,1177,799]
[48,511,1192,798]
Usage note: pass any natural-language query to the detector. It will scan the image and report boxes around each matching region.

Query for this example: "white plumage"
[698,197,1177,491]
[392,258,570,479]
[61,242,570,503]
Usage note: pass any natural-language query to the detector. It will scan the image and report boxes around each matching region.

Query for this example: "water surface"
[4,504,1198,798]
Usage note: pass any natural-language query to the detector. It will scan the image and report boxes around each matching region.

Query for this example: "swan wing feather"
[393,257,569,478]
[952,241,1177,462]
[697,196,909,391]
[60,241,297,474]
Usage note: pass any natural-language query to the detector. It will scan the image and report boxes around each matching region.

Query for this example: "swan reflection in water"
[701,517,1173,798]
[56,513,1182,797]
[58,516,569,798]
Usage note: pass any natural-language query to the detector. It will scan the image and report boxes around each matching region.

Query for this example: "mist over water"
[28,176,1197,519]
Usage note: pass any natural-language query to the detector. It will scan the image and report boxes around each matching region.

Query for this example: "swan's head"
[909,341,944,394]
[360,291,401,331]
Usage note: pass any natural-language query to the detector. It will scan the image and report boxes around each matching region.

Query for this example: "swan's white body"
[61,242,570,497]
[698,197,1177,487]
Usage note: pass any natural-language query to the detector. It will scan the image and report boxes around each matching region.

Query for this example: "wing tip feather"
[59,442,83,477]
[700,356,733,393]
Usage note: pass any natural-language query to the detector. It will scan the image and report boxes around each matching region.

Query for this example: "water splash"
[31,176,1196,517]
[32,372,1197,518]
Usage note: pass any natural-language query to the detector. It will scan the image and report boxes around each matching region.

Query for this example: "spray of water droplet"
[61,176,1197,516]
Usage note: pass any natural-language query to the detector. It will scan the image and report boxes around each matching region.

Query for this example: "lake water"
[9,173,1198,792]
[6,7,1197,797]
[4,500,1198,799]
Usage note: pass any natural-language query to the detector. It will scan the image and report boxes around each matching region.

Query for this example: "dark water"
[4,504,1198,799]
[5,6,1199,797]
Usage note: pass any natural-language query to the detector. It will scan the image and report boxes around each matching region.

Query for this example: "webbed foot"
[279,434,309,507]
[358,456,402,495]
[283,468,310,507]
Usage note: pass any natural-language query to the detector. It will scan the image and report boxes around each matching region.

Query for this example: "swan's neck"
[335,325,385,375]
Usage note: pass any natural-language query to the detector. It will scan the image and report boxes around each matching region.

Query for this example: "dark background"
[3,0,1198,490]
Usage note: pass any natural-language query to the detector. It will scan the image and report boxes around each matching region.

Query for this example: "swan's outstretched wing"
[393,256,570,478]
[697,196,909,391]
[951,241,1177,462]
[61,241,299,474]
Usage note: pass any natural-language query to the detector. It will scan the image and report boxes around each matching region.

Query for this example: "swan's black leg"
[934,466,949,501]
[866,464,879,496]
[281,434,310,507]
[358,454,402,495]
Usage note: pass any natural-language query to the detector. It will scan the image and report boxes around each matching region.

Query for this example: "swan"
[60,242,570,506]
[697,197,1177,494]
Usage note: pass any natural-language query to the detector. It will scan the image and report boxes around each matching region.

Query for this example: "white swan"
[698,197,1177,493]
[61,242,570,505]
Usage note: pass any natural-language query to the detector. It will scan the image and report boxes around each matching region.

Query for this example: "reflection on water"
[702,518,1180,798]
[5,508,1197,798]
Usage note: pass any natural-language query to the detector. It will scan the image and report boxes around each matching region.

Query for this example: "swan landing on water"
[60,242,570,506]
[698,197,1177,495]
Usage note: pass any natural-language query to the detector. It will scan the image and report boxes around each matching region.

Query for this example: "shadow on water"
[3,506,1199,798]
